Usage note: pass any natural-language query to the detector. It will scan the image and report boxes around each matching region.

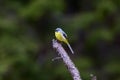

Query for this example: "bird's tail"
[65,40,74,54]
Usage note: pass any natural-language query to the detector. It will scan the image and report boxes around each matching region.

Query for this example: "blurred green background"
[0,0,120,80]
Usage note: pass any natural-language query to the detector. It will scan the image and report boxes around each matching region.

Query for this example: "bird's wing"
[62,30,67,38]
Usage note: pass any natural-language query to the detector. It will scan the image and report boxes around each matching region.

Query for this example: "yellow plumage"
[55,28,74,54]
[55,31,68,43]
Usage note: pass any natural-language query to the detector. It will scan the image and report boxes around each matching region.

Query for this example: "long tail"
[67,43,74,54]
[65,40,74,54]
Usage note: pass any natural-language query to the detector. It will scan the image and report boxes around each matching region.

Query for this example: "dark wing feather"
[62,30,67,38]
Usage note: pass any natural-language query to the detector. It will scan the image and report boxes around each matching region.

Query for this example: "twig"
[52,39,82,80]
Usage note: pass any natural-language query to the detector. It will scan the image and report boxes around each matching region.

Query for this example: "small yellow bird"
[55,28,74,54]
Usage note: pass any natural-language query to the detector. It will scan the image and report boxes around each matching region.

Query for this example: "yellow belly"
[55,32,64,42]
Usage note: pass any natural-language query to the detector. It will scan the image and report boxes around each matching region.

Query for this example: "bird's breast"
[55,32,64,41]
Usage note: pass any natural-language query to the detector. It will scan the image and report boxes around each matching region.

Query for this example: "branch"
[52,39,82,80]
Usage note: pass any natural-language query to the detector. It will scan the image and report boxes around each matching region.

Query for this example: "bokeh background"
[0,0,120,80]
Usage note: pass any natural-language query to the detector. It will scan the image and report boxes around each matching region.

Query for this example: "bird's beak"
[55,29,58,32]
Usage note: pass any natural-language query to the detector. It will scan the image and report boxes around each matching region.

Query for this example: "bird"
[55,28,74,54]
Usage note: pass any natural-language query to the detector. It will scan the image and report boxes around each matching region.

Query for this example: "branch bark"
[52,39,82,80]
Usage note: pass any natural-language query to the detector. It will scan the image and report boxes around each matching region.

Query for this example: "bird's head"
[55,28,62,32]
